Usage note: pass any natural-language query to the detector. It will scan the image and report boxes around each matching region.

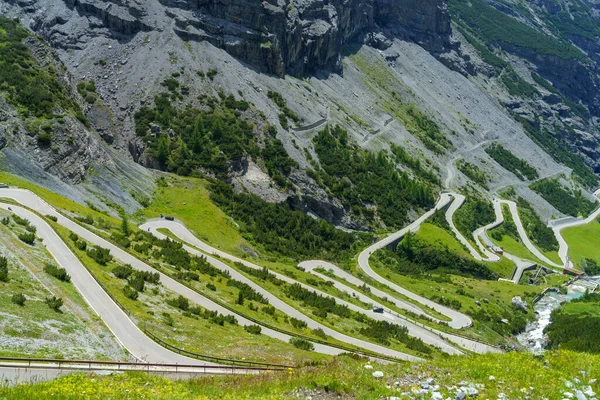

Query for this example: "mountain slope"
[0,0,598,226]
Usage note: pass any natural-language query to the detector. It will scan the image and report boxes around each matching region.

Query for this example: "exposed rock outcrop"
[511,296,528,311]
[6,0,453,76]
[169,0,452,75]
[502,44,600,116]
[0,35,114,184]
[374,0,451,52]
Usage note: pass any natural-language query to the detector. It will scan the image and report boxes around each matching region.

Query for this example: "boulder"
[150,123,161,136]
[366,32,392,50]
[511,296,528,311]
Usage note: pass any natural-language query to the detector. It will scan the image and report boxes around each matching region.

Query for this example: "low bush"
[289,337,314,351]
[111,232,131,249]
[11,293,26,306]
[174,271,199,281]
[76,215,94,225]
[18,232,35,245]
[359,320,415,347]
[289,317,307,329]
[12,215,31,227]
[37,133,52,146]
[45,296,63,312]
[189,307,238,326]
[123,285,138,300]
[261,305,276,315]
[167,295,190,311]
[162,312,174,326]
[0,256,7,282]
[312,328,327,339]
[128,274,145,292]
[244,325,261,335]
[87,246,112,265]
[227,279,268,304]
[112,265,134,279]
[43,263,71,282]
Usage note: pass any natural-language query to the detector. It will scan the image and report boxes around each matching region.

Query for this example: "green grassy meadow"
[562,218,600,266]
[2,350,599,399]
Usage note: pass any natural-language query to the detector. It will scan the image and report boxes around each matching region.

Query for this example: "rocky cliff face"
[0,17,154,212]
[0,34,111,185]
[375,0,451,52]
[4,0,452,76]
[169,0,450,75]
[1,0,598,222]
[169,0,451,75]
[168,0,376,75]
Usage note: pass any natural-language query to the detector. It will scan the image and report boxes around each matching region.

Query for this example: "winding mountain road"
[0,202,214,367]
[472,199,503,262]
[140,221,426,360]
[299,260,500,354]
[0,188,348,360]
[0,186,522,362]
[355,193,474,330]
[471,200,538,283]
[497,200,562,268]
[142,220,471,355]
[444,193,499,262]
[1,166,596,368]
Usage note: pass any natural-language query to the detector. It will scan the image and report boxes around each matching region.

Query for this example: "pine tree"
[236,291,244,305]
[121,214,130,237]
[156,135,170,165]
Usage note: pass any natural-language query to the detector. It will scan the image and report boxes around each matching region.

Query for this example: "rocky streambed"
[517,278,600,352]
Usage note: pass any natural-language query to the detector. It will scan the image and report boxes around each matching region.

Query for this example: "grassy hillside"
[546,292,600,353]
[370,222,568,343]
[2,350,600,399]
[562,217,600,266]
[489,204,561,266]
[0,209,123,359]
[140,174,369,265]
[0,172,120,226]
[138,174,247,257]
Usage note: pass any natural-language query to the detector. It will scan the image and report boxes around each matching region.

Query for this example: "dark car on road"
[165,216,174,221]
[372,307,384,313]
